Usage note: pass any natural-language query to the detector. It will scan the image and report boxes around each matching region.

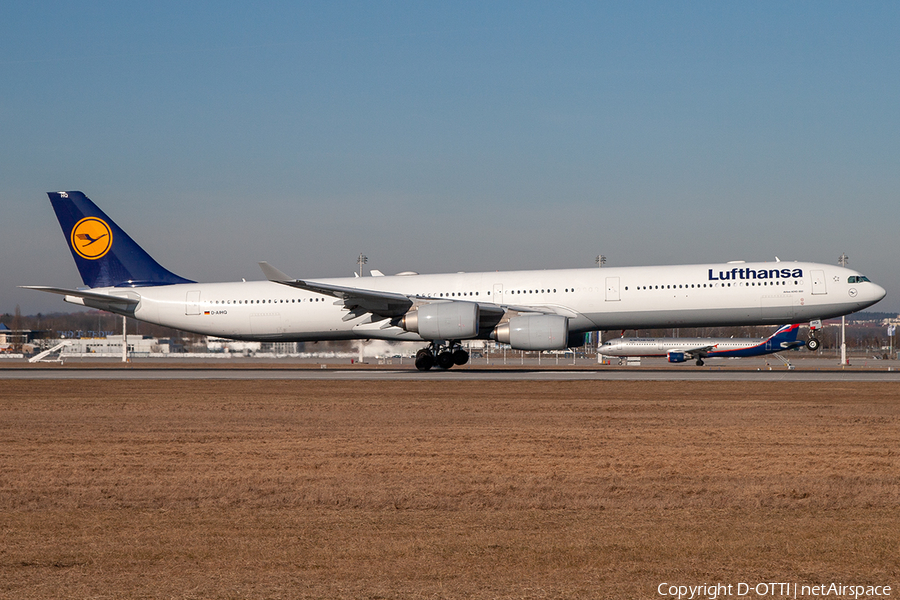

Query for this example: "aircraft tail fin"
[48,191,195,288]
[770,323,801,346]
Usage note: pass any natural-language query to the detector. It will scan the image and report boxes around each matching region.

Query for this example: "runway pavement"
[2,361,899,381]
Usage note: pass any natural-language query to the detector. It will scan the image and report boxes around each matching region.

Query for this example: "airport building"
[57,335,175,356]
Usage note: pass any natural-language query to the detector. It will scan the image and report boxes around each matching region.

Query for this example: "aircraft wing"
[259,262,414,318]
[259,262,547,323]
[498,303,555,314]
[673,344,717,357]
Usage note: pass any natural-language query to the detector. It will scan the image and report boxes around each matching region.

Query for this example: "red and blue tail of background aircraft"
[706,323,804,358]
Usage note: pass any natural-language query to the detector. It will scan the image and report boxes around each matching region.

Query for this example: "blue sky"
[3,2,899,314]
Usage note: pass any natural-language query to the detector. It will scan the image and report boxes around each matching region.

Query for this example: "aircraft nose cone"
[862,282,887,307]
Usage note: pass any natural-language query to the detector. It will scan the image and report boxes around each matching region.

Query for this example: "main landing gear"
[696,358,705,366]
[415,341,469,371]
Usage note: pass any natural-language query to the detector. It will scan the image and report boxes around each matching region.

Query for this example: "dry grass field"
[1,380,898,599]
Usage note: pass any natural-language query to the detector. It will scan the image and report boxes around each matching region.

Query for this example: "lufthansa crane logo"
[71,217,112,260]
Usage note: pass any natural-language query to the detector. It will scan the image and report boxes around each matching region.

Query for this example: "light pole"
[356,253,368,363]
[596,256,605,358]
[839,253,848,366]
[357,253,368,277]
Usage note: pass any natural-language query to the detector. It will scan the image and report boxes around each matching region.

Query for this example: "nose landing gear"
[414,341,470,371]
[806,319,823,351]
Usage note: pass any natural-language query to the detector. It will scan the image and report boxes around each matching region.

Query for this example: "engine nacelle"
[401,302,479,340]
[492,314,568,350]
[667,351,687,363]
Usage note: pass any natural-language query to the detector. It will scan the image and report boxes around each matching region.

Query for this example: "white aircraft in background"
[599,323,805,366]
[23,192,886,370]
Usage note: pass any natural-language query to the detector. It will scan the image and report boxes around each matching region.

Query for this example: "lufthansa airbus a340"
[24,192,886,370]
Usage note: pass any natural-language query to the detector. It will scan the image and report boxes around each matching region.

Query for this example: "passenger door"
[605,277,620,302]
[185,291,201,315]
[811,270,827,295]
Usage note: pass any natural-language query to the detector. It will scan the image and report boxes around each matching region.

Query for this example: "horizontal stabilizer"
[20,286,139,305]
[21,285,140,315]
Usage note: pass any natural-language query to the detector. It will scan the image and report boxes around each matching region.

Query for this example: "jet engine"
[401,302,479,339]
[667,351,687,363]
[491,314,568,350]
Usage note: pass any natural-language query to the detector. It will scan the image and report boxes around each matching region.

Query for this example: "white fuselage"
[67,261,885,343]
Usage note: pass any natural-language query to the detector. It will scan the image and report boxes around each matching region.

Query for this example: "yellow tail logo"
[71,217,112,260]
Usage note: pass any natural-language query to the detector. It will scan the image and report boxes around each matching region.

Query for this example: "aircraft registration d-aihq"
[24,192,886,370]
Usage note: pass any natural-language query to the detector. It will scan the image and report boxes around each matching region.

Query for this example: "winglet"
[258,261,292,282]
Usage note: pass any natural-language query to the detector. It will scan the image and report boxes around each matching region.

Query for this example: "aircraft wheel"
[696,358,704,366]
[806,337,821,351]
[415,349,434,371]
[452,348,469,366]
[437,351,455,369]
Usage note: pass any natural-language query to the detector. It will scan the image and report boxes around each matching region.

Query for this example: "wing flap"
[675,344,717,357]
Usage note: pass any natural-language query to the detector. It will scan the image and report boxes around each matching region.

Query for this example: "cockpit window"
[848,275,871,283]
